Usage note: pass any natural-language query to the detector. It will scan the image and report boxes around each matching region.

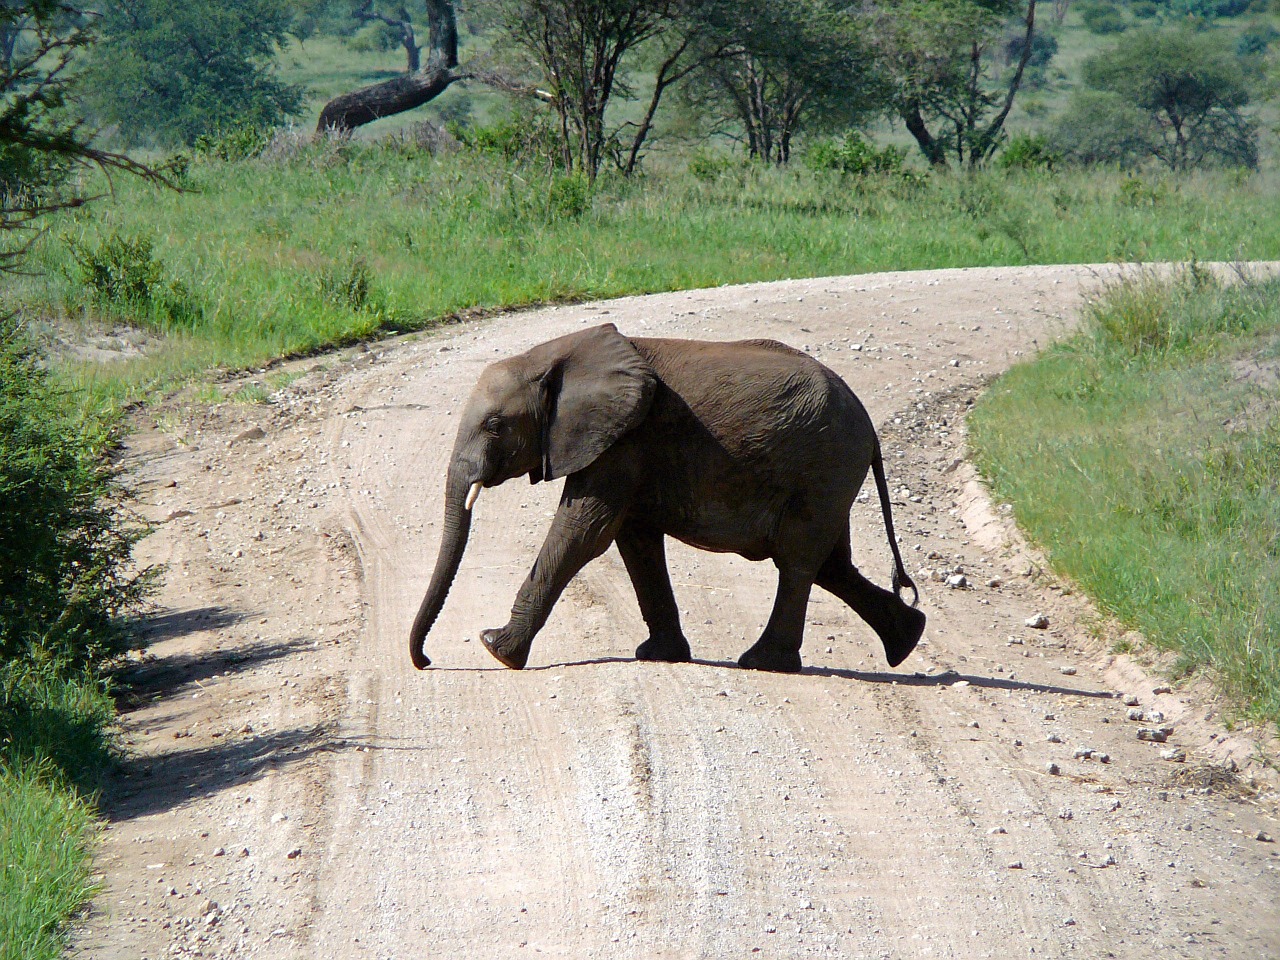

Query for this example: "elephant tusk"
[464,481,482,511]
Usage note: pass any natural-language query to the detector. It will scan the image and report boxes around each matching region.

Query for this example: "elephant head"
[408,323,657,668]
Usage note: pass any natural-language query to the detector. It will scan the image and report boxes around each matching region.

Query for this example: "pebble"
[212,847,225,858]
[1127,708,1145,721]
[1138,727,1172,743]
[1046,762,1061,775]
[1152,685,1172,695]
[988,826,1007,835]
[1025,614,1050,629]
[1096,752,1111,764]
[1007,861,1024,870]
[1122,694,1140,706]
[1059,665,1077,676]
[1257,831,1275,843]
[1047,733,1062,743]
[1073,747,1093,760]
[946,574,969,589]
[286,847,302,859]
[1159,748,1187,763]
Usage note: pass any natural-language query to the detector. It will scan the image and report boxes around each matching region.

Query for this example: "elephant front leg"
[615,522,691,663]
[481,482,630,670]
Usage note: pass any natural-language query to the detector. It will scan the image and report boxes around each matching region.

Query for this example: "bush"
[996,132,1061,170]
[1081,3,1129,32]
[1236,23,1279,55]
[193,122,276,162]
[317,254,377,311]
[1050,90,1155,167]
[448,113,563,168]
[0,316,153,676]
[547,172,592,220]
[805,132,915,178]
[1130,0,1160,16]
[65,232,200,329]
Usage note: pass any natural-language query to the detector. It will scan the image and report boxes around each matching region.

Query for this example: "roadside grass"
[0,671,115,960]
[1,317,150,958]
[8,140,1280,405]
[970,269,1280,726]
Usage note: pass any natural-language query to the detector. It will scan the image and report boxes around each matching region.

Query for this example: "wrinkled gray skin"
[410,323,924,673]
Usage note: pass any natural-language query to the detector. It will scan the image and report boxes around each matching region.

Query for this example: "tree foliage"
[83,0,303,147]
[691,0,880,164]
[1,0,161,268]
[1068,28,1258,170]
[864,0,1039,167]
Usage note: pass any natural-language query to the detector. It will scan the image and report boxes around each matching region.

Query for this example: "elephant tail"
[871,447,920,607]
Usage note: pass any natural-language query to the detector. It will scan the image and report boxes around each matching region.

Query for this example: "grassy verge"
[0,673,114,960]
[1,317,151,957]
[7,137,1279,403]
[970,268,1280,726]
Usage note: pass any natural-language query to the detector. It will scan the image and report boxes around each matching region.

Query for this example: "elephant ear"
[533,323,656,481]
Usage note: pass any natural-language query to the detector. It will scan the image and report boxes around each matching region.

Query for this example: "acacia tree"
[352,1,424,71]
[1080,29,1257,170]
[691,0,878,164]
[863,0,1038,167]
[493,0,692,178]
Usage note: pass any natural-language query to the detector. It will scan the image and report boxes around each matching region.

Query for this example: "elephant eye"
[484,416,502,434]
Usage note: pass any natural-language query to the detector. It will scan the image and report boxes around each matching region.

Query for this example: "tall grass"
[8,136,1280,401]
[971,269,1280,725]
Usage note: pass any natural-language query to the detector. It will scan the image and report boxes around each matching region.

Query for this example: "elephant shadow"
[438,656,1113,700]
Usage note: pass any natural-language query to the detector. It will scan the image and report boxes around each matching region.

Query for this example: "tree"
[83,0,303,147]
[492,0,688,178]
[317,0,467,133]
[863,0,1039,168]
[1078,29,1257,170]
[2,0,160,269]
[690,0,881,164]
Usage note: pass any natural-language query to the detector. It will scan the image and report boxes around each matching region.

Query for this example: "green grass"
[10,141,1280,403]
[0,669,116,960]
[971,269,1280,725]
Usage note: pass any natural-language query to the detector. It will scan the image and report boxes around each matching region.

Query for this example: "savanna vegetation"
[2,0,1278,950]
[970,268,1280,727]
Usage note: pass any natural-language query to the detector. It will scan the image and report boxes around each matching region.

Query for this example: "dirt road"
[75,265,1280,960]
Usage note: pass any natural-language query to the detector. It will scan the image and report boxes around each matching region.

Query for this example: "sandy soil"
[73,265,1280,960]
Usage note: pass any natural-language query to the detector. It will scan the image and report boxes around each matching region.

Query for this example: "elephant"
[409,322,925,674]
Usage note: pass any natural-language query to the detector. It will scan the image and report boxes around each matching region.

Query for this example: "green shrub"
[805,132,915,179]
[317,254,376,311]
[547,171,592,220]
[193,121,276,162]
[449,113,562,168]
[996,133,1061,170]
[1081,3,1130,31]
[687,150,736,183]
[64,232,200,330]
[0,316,153,676]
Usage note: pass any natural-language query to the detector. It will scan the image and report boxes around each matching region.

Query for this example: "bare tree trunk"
[972,0,1037,164]
[318,0,460,133]
[902,102,948,167]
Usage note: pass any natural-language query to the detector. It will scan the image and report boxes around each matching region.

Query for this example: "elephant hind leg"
[738,566,813,673]
[616,522,691,663]
[816,534,925,668]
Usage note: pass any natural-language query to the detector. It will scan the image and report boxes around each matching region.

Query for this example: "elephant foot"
[480,628,531,670]
[738,642,802,674]
[882,604,927,668]
[635,635,692,663]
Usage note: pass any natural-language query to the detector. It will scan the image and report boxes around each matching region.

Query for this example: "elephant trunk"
[408,470,480,669]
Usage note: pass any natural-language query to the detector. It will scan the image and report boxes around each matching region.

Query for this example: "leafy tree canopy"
[1078,28,1257,170]
[84,0,304,147]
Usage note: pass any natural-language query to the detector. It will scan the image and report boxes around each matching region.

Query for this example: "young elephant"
[410,323,924,673]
